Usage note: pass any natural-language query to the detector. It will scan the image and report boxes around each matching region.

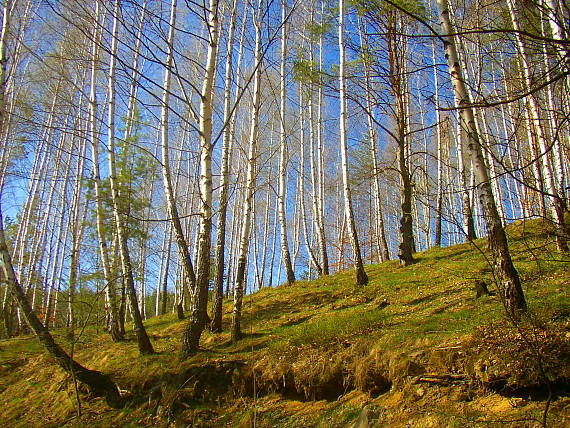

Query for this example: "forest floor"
[1,218,569,427]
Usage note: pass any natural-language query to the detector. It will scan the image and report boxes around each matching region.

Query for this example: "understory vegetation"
[1,218,569,427]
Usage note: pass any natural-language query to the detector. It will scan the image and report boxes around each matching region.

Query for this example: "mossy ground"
[1,218,569,427]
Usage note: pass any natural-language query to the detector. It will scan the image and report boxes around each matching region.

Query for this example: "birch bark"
[211,0,240,333]
[506,0,568,251]
[0,1,121,406]
[181,0,220,357]
[160,0,197,318]
[338,0,367,283]
[106,0,154,354]
[88,0,122,341]
[357,20,390,261]
[278,0,296,285]
[231,0,263,341]
[317,1,329,274]
[437,0,527,318]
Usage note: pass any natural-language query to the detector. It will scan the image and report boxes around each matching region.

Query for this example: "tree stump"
[474,280,493,298]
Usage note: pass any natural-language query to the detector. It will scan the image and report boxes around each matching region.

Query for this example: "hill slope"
[1,219,569,427]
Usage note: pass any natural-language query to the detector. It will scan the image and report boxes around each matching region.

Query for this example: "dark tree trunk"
[180,203,212,358]
[231,256,247,342]
[386,16,415,266]
[2,297,17,337]
[161,258,169,316]
[435,199,442,247]
[119,278,126,337]
[397,139,415,266]
[123,259,154,354]
[210,199,227,333]
[176,301,185,320]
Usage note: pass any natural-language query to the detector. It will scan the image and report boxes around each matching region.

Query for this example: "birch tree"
[231,0,264,342]
[357,18,390,261]
[505,0,569,252]
[181,0,220,358]
[338,0,368,284]
[436,0,527,318]
[211,0,240,333]
[87,0,123,341]
[278,0,296,286]
[316,1,330,275]
[106,0,154,355]
[160,0,196,322]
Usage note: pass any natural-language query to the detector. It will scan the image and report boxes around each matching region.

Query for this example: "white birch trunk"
[160,0,197,316]
[106,0,154,354]
[231,0,263,341]
[357,19,390,261]
[180,0,220,357]
[437,0,527,318]
[87,0,123,341]
[299,86,322,274]
[278,0,295,285]
[338,0,367,284]
[506,0,568,251]
[316,1,329,274]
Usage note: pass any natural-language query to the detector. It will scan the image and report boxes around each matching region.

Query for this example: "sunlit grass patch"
[270,305,388,350]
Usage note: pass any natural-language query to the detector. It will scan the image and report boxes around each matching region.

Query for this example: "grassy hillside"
[1,218,569,427]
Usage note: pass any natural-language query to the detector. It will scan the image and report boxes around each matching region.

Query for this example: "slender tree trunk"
[455,119,477,240]
[432,40,445,246]
[161,226,172,316]
[316,1,329,274]
[292,174,303,272]
[67,123,88,328]
[299,85,323,275]
[385,16,415,266]
[106,0,153,354]
[278,0,295,285]
[252,195,261,288]
[437,0,526,318]
[125,0,149,321]
[259,161,272,287]
[231,0,263,342]
[123,0,146,143]
[211,0,240,333]
[307,26,331,273]
[182,152,197,314]
[358,21,390,261]
[540,11,566,204]
[268,191,279,286]
[227,173,243,296]
[480,110,505,223]
[160,0,196,320]
[87,1,122,342]
[180,0,219,358]
[338,0,367,284]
